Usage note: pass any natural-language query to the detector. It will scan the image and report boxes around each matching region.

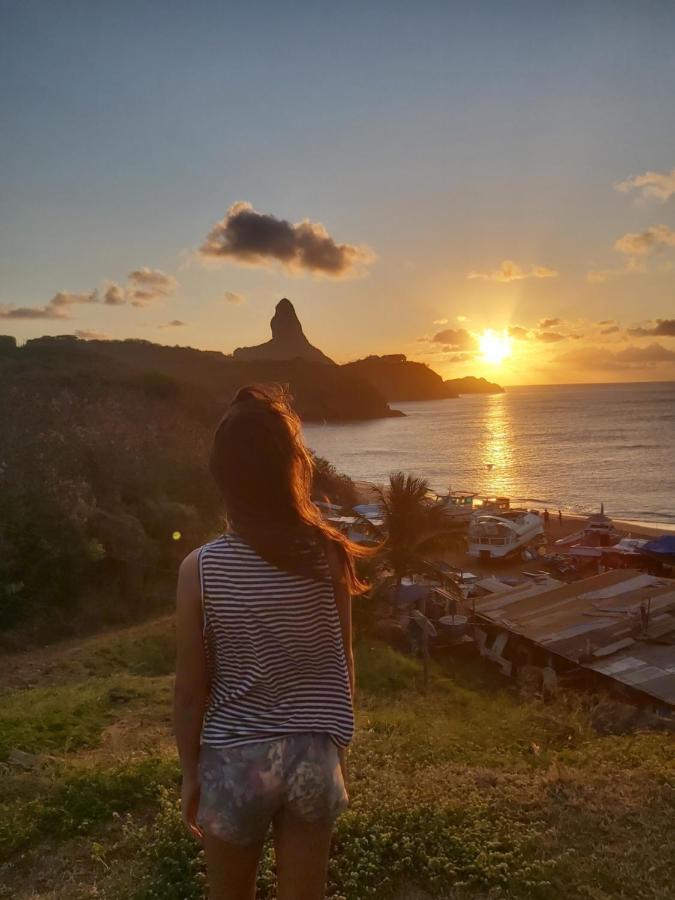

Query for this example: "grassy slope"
[0,620,673,900]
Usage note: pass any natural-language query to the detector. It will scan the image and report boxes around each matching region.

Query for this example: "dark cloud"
[537,331,566,343]
[199,201,374,277]
[538,317,561,329]
[224,291,245,304]
[431,328,477,350]
[628,318,675,337]
[0,290,98,320]
[600,325,620,335]
[164,319,186,327]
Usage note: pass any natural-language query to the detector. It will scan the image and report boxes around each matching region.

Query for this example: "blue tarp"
[643,535,675,560]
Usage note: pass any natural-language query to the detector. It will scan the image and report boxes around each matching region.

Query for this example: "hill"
[342,354,458,401]
[0,338,364,633]
[0,333,400,422]
[1,618,673,898]
[444,375,504,395]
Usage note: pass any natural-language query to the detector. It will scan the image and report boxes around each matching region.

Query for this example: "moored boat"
[468,510,544,560]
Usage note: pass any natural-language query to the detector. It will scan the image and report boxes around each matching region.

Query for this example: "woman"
[173,384,367,900]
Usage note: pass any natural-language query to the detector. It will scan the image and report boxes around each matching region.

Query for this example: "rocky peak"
[233,298,335,365]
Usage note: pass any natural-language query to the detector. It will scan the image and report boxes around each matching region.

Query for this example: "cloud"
[224,291,245,304]
[444,351,476,363]
[538,317,561,329]
[431,328,478,350]
[615,167,675,202]
[537,331,566,343]
[104,282,127,305]
[558,342,675,371]
[0,305,67,320]
[0,289,98,320]
[75,329,109,340]
[456,314,467,322]
[587,256,646,282]
[600,325,620,335]
[614,224,675,256]
[433,317,448,325]
[627,318,675,338]
[199,201,374,277]
[508,325,530,340]
[162,319,186,327]
[467,260,558,282]
[615,343,675,363]
[127,268,178,306]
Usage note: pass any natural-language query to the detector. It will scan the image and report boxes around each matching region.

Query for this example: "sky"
[1,0,675,385]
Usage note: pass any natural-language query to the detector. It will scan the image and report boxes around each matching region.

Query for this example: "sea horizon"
[304,380,675,528]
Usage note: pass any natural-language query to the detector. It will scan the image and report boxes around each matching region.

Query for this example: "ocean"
[303,381,675,527]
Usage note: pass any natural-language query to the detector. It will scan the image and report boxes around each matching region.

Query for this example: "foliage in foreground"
[1,623,674,899]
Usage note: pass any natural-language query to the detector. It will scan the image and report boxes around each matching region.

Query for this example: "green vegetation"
[1,619,673,899]
[366,472,463,593]
[0,337,357,635]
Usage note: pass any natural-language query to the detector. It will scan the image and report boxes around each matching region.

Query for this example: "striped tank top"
[198,532,354,749]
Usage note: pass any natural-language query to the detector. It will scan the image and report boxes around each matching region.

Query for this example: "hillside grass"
[0,620,673,899]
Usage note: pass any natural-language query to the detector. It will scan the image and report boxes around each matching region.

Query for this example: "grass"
[0,618,674,899]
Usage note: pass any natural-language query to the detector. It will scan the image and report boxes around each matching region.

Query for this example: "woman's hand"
[181,773,203,840]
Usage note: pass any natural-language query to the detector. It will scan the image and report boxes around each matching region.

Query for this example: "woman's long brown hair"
[210,383,369,593]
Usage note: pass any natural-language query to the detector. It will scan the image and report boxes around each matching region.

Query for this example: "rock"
[444,375,504,394]
[233,298,335,365]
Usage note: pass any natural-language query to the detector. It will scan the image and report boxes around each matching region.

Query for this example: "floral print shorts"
[196,732,349,846]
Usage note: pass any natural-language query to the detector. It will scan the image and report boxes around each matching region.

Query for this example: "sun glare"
[479,329,512,365]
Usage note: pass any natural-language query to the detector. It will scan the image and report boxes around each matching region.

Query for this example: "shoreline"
[353,480,673,545]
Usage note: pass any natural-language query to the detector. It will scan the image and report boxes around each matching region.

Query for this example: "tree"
[367,472,457,592]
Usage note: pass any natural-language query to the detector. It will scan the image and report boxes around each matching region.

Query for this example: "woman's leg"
[272,806,334,900]
[201,833,265,900]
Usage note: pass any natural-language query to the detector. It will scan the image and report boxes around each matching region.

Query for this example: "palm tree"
[365,472,457,593]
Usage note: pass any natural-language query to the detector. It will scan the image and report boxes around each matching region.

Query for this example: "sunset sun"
[479,329,512,365]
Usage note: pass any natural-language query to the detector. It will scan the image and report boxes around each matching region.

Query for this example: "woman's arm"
[173,548,208,838]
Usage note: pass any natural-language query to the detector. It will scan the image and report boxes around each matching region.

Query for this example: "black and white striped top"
[198,532,354,749]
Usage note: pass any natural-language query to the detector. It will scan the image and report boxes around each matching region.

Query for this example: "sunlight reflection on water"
[302,382,675,524]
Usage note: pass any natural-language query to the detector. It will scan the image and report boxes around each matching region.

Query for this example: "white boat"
[554,504,622,552]
[468,511,544,559]
[440,491,511,523]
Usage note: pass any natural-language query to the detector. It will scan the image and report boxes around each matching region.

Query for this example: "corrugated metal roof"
[471,569,675,707]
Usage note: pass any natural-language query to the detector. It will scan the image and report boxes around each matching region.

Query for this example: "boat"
[468,510,544,560]
[439,490,511,523]
[554,504,622,556]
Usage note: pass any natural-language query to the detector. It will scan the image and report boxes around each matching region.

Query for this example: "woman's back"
[199,532,354,750]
